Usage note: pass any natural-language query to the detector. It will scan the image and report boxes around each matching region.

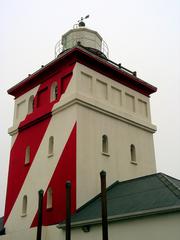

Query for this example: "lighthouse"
[2,18,157,239]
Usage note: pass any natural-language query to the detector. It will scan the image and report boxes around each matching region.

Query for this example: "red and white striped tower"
[3,19,157,240]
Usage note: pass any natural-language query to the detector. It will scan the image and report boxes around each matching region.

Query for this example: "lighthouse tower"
[2,18,157,240]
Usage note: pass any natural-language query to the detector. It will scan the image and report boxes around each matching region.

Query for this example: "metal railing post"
[36,189,44,240]
[100,171,108,240]
[66,181,71,240]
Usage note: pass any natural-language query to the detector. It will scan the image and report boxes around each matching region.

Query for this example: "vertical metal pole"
[100,171,108,240]
[36,189,44,240]
[66,181,71,240]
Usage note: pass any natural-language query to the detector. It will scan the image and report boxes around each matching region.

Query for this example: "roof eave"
[58,205,180,230]
[7,46,157,97]
[7,48,75,97]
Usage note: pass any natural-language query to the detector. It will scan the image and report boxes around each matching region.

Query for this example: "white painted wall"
[11,86,39,128]
[4,69,78,235]
[0,225,62,240]
[75,63,156,207]
[66,213,180,240]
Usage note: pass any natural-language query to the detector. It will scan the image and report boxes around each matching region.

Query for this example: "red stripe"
[4,64,75,224]
[31,123,76,226]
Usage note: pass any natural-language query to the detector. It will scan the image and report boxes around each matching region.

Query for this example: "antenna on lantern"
[78,15,90,27]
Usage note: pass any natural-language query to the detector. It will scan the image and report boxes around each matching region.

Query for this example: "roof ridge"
[161,173,180,183]
[74,173,161,212]
[73,173,160,215]
[157,173,180,199]
[73,180,119,215]
[115,172,158,185]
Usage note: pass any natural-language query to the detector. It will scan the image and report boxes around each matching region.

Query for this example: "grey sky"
[1,0,180,216]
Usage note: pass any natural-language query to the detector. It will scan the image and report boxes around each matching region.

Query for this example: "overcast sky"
[0,0,180,216]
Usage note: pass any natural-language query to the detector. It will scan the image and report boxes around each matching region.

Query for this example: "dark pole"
[36,189,44,240]
[66,181,71,240]
[100,171,108,240]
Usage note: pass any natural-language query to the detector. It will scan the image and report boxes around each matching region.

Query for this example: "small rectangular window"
[22,195,27,217]
[102,135,109,156]
[48,136,54,157]
[25,146,30,165]
[130,144,137,165]
[50,82,58,102]
[47,188,53,209]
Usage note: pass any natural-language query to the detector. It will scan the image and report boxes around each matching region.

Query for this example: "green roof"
[58,173,180,229]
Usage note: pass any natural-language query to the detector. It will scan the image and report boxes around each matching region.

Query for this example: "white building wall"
[4,67,78,236]
[5,105,77,233]
[75,63,156,207]
[8,86,40,147]
[12,86,39,129]
[68,213,180,240]
[0,225,62,240]
[0,227,41,240]
[1,213,179,240]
